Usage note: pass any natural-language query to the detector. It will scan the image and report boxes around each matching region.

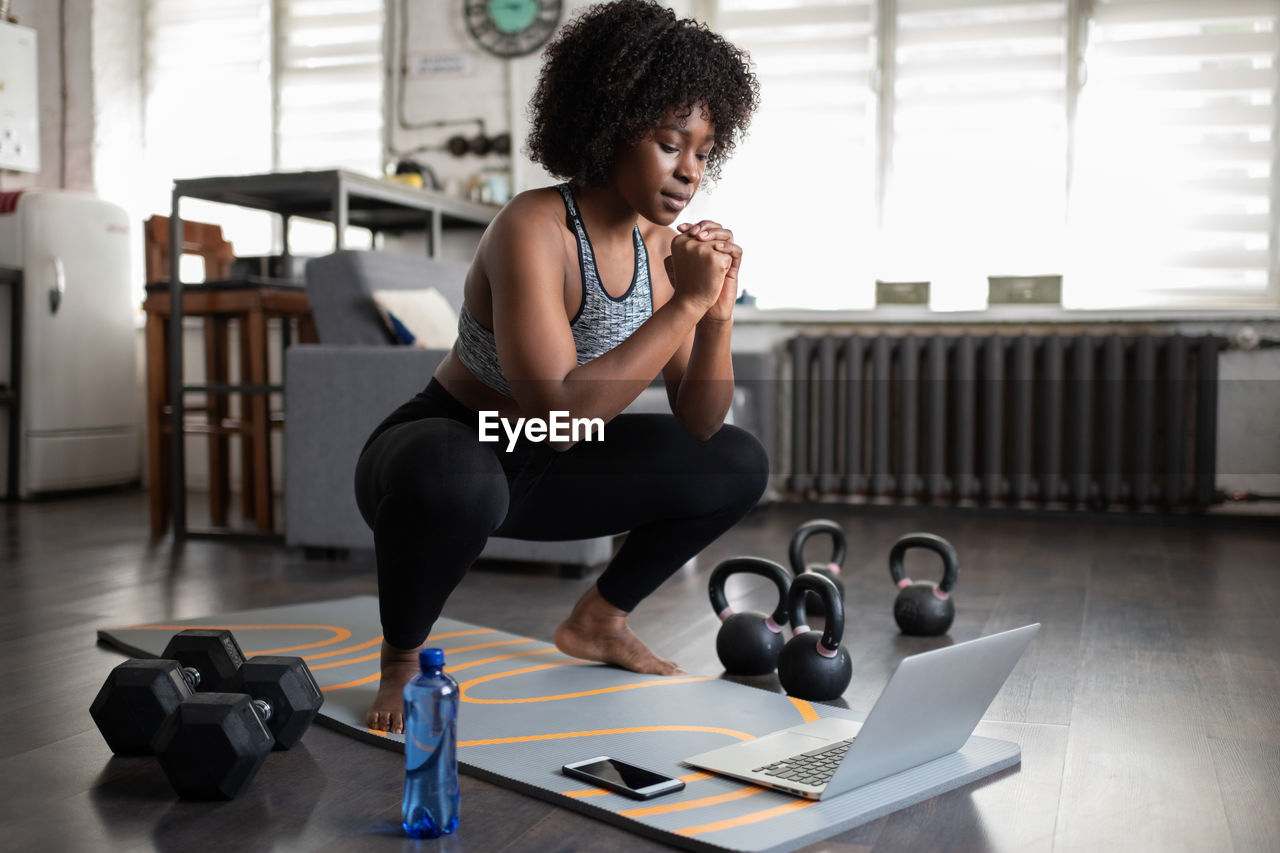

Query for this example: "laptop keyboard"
[754,737,855,788]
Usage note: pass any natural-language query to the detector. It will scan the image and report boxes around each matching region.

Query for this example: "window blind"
[1069,0,1279,305]
[276,0,384,254]
[702,1,878,309]
[144,0,275,257]
[142,0,385,262]
[883,0,1070,309]
[276,0,384,174]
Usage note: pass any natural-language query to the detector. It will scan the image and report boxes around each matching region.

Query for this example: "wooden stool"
[143,216,316,537]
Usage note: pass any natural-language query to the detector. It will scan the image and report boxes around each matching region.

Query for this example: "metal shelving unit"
[165,169,497,541]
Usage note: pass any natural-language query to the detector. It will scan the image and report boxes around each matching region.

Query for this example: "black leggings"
[354,379,770,650]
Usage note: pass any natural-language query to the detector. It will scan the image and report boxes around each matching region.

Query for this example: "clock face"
[465,0,563,59]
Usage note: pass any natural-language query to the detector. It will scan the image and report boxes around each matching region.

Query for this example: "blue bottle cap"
[420,647,445,667]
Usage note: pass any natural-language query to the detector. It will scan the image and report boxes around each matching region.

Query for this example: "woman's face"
[612,103,715,226]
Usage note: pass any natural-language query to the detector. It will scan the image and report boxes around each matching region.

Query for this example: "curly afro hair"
[527,0,759,188]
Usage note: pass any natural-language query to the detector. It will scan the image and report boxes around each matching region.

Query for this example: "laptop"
[684,623,1040,800]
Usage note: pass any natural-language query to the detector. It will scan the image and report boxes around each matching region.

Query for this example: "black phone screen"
[571,758,672,790]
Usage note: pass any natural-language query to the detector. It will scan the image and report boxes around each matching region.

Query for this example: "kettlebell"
[788,519,847,615]
[888,533,959,636]
[777,573,852,702]
[708,557,792,676]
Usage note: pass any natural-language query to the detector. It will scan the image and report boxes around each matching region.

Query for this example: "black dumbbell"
[153,658,323,799]
[236,655,325,750]
[92,631,322,757]
[161,628,248,692]
[91,628,247,755]
[90,658,199,755]
[152,693,275,799]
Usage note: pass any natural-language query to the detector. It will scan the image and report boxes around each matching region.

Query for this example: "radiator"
[786,333,1221,511]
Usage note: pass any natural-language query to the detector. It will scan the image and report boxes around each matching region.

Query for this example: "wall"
[2,0,93,193]
[1,0,143,247]
[385,1,704,199]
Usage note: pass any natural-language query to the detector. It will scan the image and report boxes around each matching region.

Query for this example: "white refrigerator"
[0,190,140,498]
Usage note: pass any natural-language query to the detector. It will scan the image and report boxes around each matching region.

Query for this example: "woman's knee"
[708,424,771,508]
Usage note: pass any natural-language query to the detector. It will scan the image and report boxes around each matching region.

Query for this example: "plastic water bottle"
[402,647,460,838]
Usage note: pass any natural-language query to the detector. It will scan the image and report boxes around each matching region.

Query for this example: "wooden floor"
[2,488,1278,853]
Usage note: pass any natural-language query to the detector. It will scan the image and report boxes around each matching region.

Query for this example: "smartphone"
[561,756,685,800]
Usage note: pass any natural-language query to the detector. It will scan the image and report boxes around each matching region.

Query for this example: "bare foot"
[365,640,423,734]
[554,585,685,676]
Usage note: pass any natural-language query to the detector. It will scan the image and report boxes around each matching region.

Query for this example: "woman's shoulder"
[490,186,566,232]
[477,186,571,269]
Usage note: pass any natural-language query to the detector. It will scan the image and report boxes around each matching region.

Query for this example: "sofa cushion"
[371,287,459,348]
[304,250,472,345]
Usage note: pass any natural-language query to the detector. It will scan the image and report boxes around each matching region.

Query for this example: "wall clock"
[464,0,563,59]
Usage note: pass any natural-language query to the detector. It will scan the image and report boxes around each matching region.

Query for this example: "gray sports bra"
[455,183,654,399]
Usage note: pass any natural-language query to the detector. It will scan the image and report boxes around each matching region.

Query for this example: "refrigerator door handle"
[49,256,65,314]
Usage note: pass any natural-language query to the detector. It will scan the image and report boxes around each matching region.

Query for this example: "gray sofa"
[284,250,775,572]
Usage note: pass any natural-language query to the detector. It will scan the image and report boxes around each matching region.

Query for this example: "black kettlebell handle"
[888,533,959,595]
[788,519,847,576]
[787,573,844,655]
[708,557,791,627]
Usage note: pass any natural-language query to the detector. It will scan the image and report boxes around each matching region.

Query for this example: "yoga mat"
[98,596,1021,853]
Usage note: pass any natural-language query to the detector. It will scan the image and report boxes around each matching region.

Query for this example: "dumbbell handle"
[250,697,275,723]
[179,666,202,691]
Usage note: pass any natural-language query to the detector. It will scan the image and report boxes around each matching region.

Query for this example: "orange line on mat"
[318,638,552,690]
[429,629,498,641]
[446,648,565,673]
[459,664,711,704]
[789,697,819,722]
[114,624,352,655]
[675,799,816,836]
[309,629,503,671]
[621,784,766,817]
[305,636,383,661]
[323,673,379,691]
[310,652,379,671]
[307,637,532,671]
[565,772,714,799]
[443,638,534,655]
[461,724,754,748]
